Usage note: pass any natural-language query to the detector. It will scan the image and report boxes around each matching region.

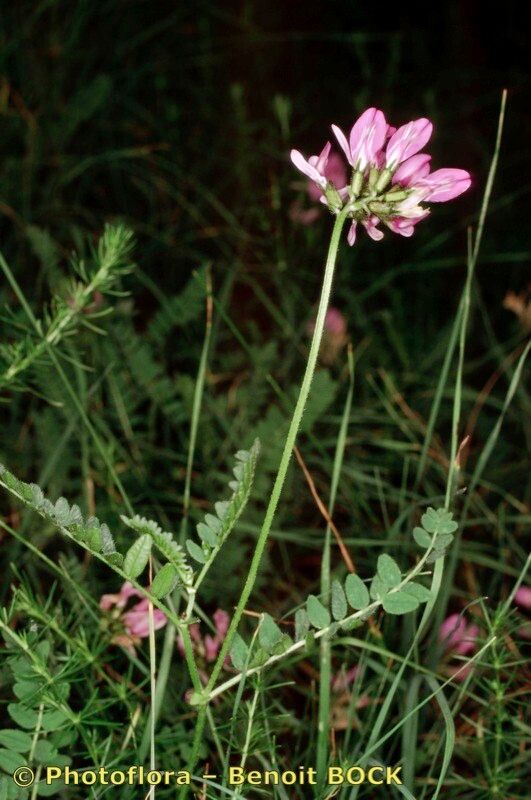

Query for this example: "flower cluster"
[290,107,471,244]
[100,582,167,655]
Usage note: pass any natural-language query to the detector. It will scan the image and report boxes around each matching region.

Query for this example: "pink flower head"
[100,582,168,654]
[417,168,472,202]
[332,107,387,170]
[290,106,471,245]
[386,118,433,168]
[325,307,347,336]
[439,613,479,657]
[515,586,531,610]
[290,142,332,191]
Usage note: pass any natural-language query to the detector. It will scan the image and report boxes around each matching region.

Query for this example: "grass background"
[0,2,529,798]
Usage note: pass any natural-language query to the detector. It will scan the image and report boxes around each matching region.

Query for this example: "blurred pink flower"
[438,613,480,681]
[289,201,321,226]
[439,613,480,656]
[307,307,348,364]
[100,581,167,654]
[515,586,531,610]
[290,107,471,245]
[332,665,359,692]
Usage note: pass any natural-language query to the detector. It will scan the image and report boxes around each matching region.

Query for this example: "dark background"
[1,1,529,305]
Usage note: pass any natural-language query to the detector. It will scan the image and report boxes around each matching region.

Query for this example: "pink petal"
[387,218,415,237]
[515,586,531,610]
[439,613,466,649]
[100,592,120,611]
[453,624,479,656]
[347,220,357,246]
[417,168,471,202]
[349,107,387,170]
[362,215,384,241]
[331,124,353,165]
[392,154,432,186]
[386,118,433,167]
[307,151,346,201]
[311,141,331,174]
[188,622,202,643]
[324,151,348,189]
[290,150,326,187]
[99,581,142,611]
[439,613,479,655]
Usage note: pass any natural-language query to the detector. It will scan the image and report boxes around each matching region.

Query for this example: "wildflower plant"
[0,88,528,800]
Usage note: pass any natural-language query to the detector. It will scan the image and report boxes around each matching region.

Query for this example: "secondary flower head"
[307,306,348,364]
[100,582,167,654]
[290,107,471,245]
[515,586,531,610]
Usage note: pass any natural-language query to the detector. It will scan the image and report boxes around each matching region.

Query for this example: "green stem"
[316,347,355,786]
[180,207,349,797]
[207,208,348,693]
